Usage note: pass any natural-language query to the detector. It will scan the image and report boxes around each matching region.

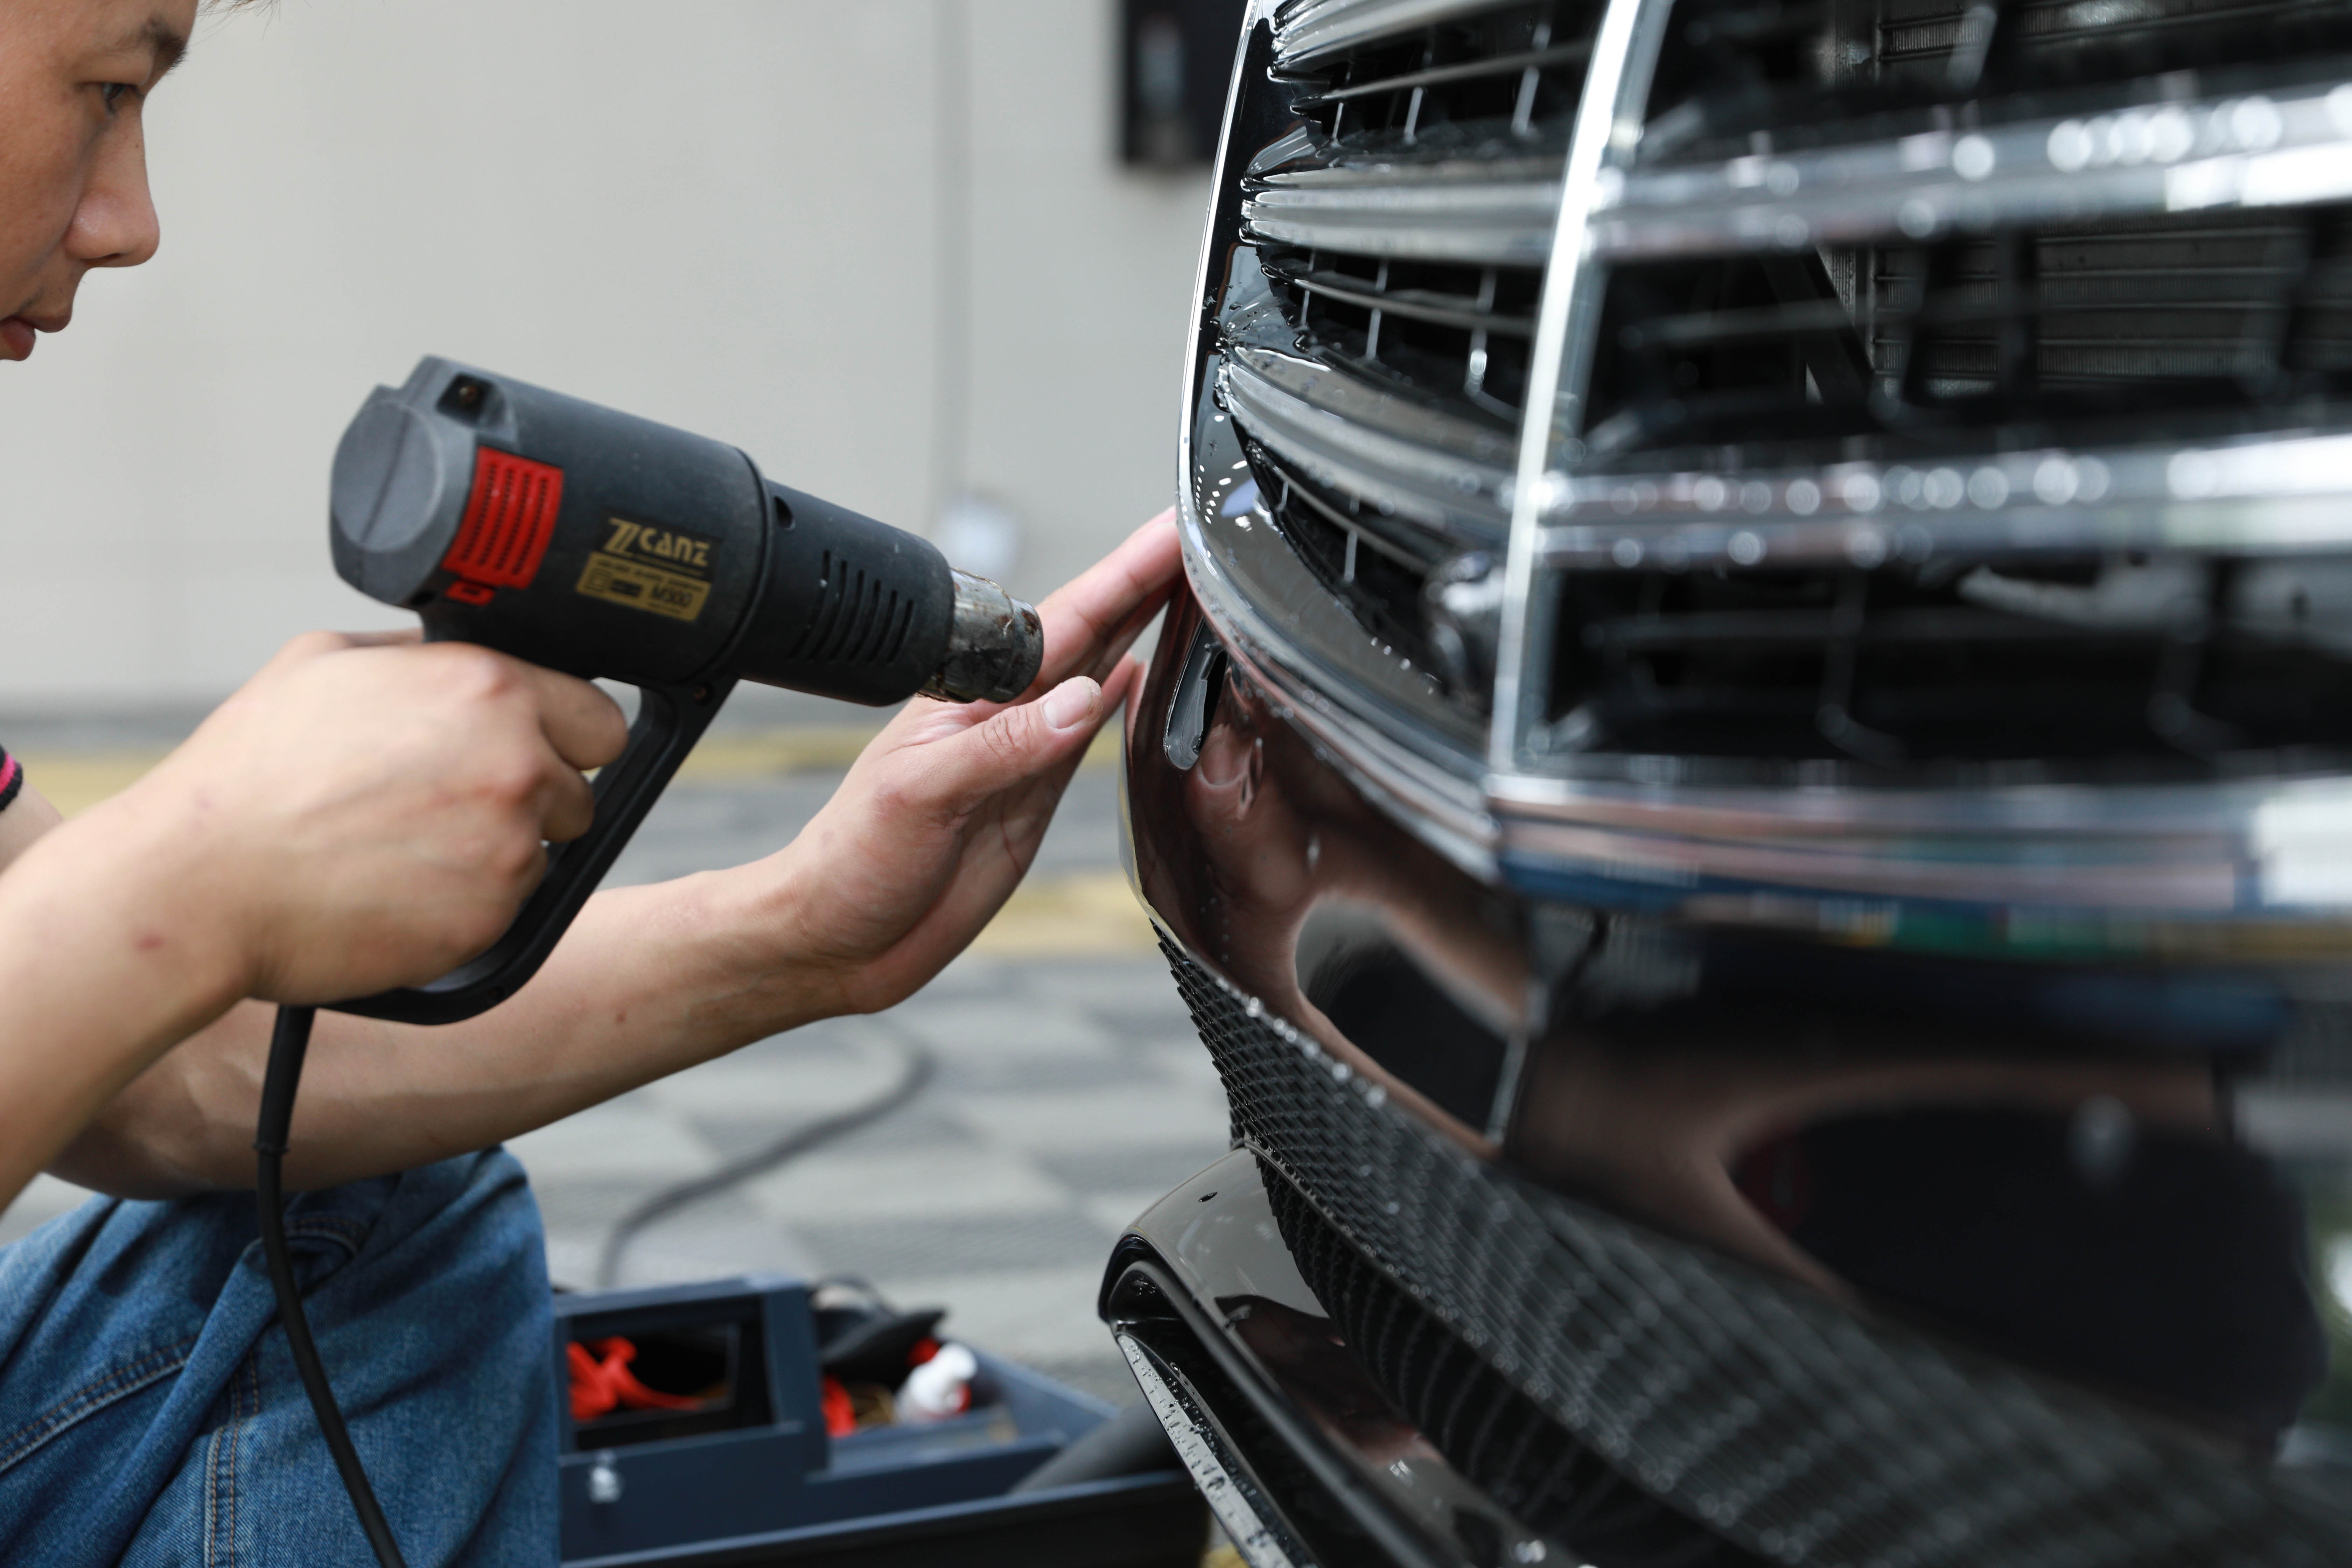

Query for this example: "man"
[0,0,1184,1561]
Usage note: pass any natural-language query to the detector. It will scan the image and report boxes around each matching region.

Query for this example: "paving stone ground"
[522,948,1229,1405]
[0,752,1229,1408]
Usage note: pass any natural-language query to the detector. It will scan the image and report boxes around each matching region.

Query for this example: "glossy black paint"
[1123,580,2352,1564]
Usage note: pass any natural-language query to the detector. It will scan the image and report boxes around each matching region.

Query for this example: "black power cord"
[258,1007,933,1564]
[256,1003,410,1568]
[595,1037,934,1289]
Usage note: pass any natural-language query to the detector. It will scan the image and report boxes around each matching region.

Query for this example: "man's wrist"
[0,787,259,1203]
[6,784,257,1027]
[697,849,854,1030]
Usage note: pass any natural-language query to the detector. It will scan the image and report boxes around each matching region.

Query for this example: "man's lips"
[0,314,64,360]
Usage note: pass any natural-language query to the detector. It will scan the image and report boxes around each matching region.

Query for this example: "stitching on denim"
[0,1335,197,1475]
[202,1418,225,1568]
[219,1353,257,1568]
[287,1215,365,1240]
[239,1213,368,1292]
[203,1351,257,1568]
[281,1215,368,1264]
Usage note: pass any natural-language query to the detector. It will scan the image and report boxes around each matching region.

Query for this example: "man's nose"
[66,121,162,271]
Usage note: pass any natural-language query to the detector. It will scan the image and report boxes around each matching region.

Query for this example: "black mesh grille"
[1160,938,2348,1566]
[1264,1166,1765,1567]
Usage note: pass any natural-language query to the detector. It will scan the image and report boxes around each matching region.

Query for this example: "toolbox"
[554,1275,1204,1567]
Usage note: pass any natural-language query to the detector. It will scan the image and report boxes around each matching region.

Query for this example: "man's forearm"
[55,857,834,1195]
[0,794,253,1208]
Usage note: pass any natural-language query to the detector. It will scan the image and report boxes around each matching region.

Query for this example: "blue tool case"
[554,1275,1202,1567]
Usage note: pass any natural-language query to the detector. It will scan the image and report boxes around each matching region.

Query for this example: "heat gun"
[262,357,1048,1568]
[326,355,1044,1024]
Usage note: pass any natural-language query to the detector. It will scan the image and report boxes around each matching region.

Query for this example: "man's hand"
[769,511,1182,1014]
[0,629,625,1205]
[12,631,626,1012]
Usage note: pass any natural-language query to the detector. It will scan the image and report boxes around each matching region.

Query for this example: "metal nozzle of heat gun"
[927,570,1044,705]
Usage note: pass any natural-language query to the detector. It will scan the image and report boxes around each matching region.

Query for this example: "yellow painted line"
[13,751,168,817]
[674,726,881,780]
[18,724,1122,815]
[968,868,1157,956]
[680,722,1122,780]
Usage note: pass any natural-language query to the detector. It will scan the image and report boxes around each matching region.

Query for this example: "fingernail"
[1043,677,1099,731]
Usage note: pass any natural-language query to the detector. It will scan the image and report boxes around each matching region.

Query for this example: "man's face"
[0,0,195,362]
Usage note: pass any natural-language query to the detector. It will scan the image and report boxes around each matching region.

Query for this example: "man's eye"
[99,83,138,110]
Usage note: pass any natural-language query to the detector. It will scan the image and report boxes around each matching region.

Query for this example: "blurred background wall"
[0,0,1225,713]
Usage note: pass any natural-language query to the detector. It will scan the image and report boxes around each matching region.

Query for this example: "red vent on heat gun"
[441,448,564,592]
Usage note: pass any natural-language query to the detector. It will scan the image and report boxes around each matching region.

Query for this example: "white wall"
[0,0,1209,710]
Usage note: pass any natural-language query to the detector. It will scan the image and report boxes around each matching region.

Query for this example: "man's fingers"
[1026,511,1182,693]
[1080,594,1170,688]
[894,675,1104,820]
[507,660,631,771]
[537,765,601,844]
[1096,653,1146,723]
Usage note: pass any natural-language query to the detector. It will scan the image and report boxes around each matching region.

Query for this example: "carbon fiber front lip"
[1149,934,2352,1568]
[1104,1149,1553,1568]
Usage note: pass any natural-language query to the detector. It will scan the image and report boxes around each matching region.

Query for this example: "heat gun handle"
[324,680,733,1027]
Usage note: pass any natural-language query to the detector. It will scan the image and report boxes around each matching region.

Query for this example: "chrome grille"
[1519,0,2352,781]
[1581,206,2352,466]
[1188,3,2352,853]
[1199,0,1608,727]
[1643,0,2352,158]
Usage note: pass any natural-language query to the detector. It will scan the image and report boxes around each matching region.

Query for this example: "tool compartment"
[555,1275,1203,1567]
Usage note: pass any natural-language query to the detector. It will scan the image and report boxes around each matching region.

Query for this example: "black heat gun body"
[328,355,1043,1025]
[262,358,1045,1568]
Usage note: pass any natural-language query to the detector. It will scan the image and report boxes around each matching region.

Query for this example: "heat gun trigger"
[325,674,735,1027]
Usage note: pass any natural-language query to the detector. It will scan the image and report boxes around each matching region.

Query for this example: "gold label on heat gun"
[575,517,716,622]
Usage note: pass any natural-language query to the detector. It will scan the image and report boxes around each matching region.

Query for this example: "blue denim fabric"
[0,1149,556,1567]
